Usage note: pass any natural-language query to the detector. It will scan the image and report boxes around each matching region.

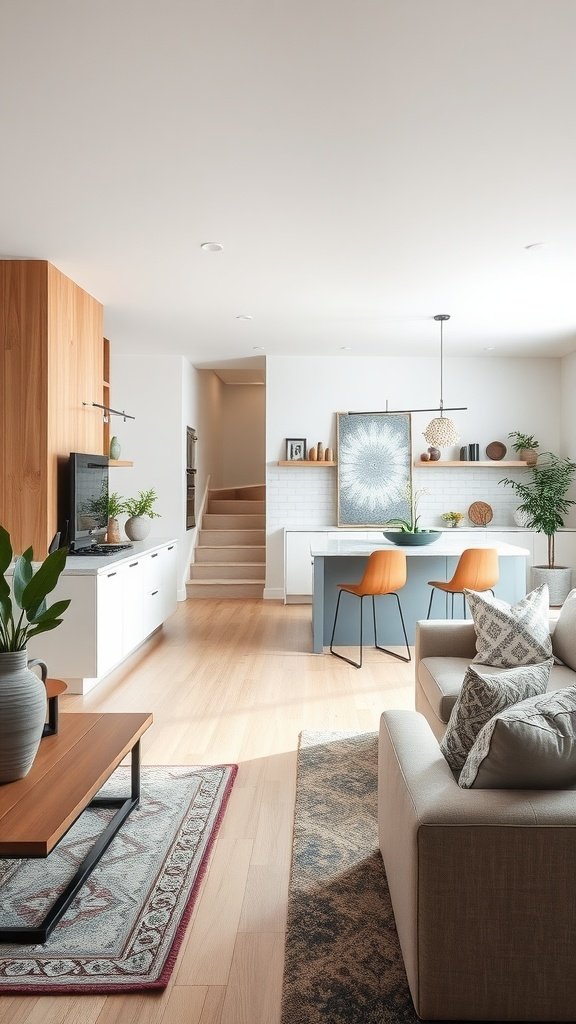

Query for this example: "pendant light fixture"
[423,314,460,447]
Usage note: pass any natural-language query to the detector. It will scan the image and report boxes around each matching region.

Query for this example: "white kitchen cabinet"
[285,532,326,601]
[19,538,178,694]
[96,567,125,677]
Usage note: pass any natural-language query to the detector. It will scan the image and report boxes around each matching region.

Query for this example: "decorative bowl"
[382,530,441,546]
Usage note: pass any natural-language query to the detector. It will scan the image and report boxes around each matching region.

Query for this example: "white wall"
[265,354,562,596]
[111,354,205,598]
[219,384,265,487]
[561,351,576,525]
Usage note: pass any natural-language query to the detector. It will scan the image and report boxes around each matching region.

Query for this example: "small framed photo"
[286,438,307,461]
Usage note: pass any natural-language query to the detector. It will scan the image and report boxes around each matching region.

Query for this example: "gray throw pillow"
[552,588,576,672]
[465,585,552,668]
[440,659,552,772]
[459,686,576,789]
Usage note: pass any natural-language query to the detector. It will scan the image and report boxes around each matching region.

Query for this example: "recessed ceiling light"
[252,345,265,351]
[340,345,351,351]
[524,242,546,250]
[235,314,253,321]
[200,241,224,252]
[483,346,495,351]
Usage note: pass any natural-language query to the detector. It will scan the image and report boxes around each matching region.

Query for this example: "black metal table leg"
[0,741,142,945]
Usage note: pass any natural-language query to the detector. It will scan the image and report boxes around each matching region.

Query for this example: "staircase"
[186,485,266,599]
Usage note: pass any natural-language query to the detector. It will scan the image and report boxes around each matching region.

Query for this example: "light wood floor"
[3,599,415,1024]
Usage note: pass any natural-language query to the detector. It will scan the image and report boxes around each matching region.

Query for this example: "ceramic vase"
[107,517,121,543]
[109,436,121,460]
[124,515,151,541]
[0,651,47,782]
[519,448,537,466]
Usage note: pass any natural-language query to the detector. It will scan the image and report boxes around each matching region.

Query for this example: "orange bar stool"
[426,547,499,619]
[329,549,411,669]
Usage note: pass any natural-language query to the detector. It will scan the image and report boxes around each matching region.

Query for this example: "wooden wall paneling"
[47,264,103,550]
[0,261,49,556]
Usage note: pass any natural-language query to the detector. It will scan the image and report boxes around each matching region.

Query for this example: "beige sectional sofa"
[379,708,576,1021]
[415,617,576,741]
[378,597,576,1020]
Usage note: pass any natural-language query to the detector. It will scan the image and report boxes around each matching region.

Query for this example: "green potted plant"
[499,451,576,604]
[107,491,126,544]
[383,487,441,546]
[441,511,465,528]
[507,431,540,466]
[123,489,161,542]
[0,526,70,781]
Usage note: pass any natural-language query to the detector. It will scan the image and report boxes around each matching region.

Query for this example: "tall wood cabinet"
[0,260,104,556]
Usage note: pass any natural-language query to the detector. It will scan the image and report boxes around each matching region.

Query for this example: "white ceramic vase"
[124,515,151,541]
[0,650,47,782]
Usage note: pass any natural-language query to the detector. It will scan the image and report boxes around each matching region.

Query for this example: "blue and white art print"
[337,412,412,526]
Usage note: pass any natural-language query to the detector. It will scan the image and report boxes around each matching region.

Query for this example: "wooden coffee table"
[0,711,153,944]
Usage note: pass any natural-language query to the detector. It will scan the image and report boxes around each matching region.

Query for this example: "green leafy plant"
[123,489,161,519]
[0,526,70,652]
[500,452,576,568]
[507,431,539,452]
[385,486,429,533]
[107,492,126,519]
[441,511,465,526]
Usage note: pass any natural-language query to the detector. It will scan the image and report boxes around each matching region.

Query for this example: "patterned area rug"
[0,763,236,993]
[281,732,418,1024]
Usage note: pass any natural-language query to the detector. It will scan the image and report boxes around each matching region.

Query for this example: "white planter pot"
[0,650,47,782]
[125,515,152,541]
[531,566,573,607]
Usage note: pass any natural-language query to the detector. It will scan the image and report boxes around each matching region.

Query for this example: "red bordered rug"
[0,763,237,993]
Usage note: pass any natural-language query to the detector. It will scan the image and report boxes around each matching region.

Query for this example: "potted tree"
[500,452,576,605]
[507,431,540,466]
[0,526,70,781]
[123,489,161,541]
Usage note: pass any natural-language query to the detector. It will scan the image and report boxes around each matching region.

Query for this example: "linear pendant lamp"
[423,314,460,446]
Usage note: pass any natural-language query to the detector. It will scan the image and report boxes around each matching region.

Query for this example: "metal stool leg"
[373,593,411,663]
[426,587,436,619]
[330,590,363,669]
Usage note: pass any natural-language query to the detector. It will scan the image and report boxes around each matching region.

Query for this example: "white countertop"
[311,538,530,558]
[287,526,576,534]
[6,537,178,576]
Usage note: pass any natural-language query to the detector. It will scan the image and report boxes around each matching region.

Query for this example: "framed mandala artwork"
[336,412,412,526]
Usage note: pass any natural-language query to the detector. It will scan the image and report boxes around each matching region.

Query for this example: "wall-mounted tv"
[69,453,109,550]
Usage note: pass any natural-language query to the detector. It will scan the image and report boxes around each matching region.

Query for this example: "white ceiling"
[2,1,576,364]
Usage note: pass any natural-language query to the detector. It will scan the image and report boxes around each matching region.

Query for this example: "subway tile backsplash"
[266,465,529,529]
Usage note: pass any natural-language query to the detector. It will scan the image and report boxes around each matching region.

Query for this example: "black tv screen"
[69,453,109,550]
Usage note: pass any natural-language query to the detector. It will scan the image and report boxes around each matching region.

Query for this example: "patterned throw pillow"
[552,589,576,671]
[465,585,552,668]
[440,659,552,772]
[460,687,576,789]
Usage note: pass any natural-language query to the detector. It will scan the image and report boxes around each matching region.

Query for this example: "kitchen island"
[311,537,530,653]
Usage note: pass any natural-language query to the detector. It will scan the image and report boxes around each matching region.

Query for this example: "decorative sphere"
[427,447,441,461]
[420,452,431,461]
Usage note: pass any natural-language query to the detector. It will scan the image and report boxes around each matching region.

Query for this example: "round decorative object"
[427,447,441,461]
[125,515,152,541]
[423,416,460,446]
[0,651,47,782]
[468,501,493,526]
[513,507,532,527]
[109,436,121,460]
[420,452,431,462]
[382,530,441,546]
[486,440,507,461]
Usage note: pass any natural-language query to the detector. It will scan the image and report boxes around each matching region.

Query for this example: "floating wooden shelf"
[109,459,134,467]
[414,460,529,468]
[277,460,337,467]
